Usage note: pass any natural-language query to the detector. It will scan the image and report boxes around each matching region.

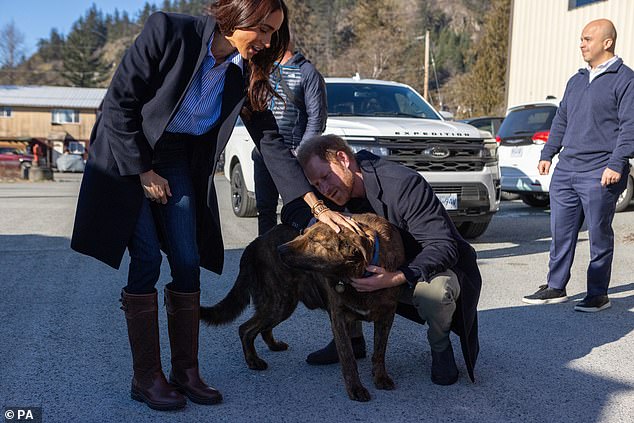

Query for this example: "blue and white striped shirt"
[166,33,243,135]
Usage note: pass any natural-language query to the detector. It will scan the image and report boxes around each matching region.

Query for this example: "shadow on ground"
[2,234,633,423]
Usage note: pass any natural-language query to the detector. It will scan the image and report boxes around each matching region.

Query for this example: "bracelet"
[311,200,330,217]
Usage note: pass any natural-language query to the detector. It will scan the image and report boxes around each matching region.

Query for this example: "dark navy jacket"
[71,12,311,273]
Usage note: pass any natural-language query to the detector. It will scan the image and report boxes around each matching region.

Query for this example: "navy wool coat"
[71,12,311,274]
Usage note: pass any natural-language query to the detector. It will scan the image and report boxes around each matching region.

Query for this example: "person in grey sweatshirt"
[251,40,328,235]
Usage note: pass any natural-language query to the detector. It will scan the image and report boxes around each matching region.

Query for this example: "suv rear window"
[326,82,440,120]
[498,106,557,139]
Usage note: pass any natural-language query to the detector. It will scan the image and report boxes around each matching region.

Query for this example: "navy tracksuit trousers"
[547,166,627,296]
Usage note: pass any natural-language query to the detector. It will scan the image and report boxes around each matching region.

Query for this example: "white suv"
[498,100,634,212]
[223,78,500,238]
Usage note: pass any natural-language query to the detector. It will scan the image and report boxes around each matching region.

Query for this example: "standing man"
[523,19,634,312]
[252,40,328,235]
[295,135,482,386]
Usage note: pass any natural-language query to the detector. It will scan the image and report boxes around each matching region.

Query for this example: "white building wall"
[507,0,634,108]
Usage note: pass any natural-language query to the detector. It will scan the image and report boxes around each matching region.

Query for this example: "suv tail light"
[532,131,550,144]
[495,135,501,143]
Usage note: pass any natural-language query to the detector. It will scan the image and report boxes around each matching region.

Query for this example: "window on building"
[52,109,79,124]
[568,0,606,9]
[0,107,12,117]
[67,141,85,155]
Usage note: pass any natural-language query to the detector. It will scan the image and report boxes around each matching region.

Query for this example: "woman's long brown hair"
[209,0,290,112]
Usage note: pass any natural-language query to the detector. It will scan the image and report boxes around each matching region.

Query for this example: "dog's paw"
[347,385,371,402]
[373,374,395,390]
[268,341,288,351]
[246,357,269,370]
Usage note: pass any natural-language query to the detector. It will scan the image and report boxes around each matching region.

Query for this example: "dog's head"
[277,220,377,279]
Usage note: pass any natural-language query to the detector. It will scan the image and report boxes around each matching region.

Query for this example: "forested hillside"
[0,0,510,116]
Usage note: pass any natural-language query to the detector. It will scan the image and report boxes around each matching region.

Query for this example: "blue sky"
[1,0,152,56]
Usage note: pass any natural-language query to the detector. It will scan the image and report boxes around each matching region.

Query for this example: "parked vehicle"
[0,146,33,176]
[458,116,504,137]
[56,153,85,173]
[498,100,634,212]
[223,78,501,238]
[459,116,516,200]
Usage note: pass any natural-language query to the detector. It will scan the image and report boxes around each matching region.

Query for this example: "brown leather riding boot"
[164,288,223,405]
[120,289,186,411]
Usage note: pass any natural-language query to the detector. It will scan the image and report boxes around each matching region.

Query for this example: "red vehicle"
[0,146,33,173]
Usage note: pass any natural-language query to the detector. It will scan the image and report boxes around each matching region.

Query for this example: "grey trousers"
[350,270,460,352]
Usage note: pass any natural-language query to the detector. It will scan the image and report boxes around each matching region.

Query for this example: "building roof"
[0,85,107,109]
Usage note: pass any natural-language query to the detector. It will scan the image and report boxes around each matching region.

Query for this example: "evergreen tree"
[450,0,510,116]
[61,6,110,87]
[37,29,65,62]
[161,0,173,12]
[138,2,159,26]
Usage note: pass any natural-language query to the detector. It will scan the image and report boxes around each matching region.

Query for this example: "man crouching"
[294,134,482,385]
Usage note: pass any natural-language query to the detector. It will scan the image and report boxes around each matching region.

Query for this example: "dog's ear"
[347,229,374,266]
[338,236,371,276]
[356,221,376,240]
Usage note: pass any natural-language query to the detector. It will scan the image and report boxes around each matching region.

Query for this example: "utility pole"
[423,30,430,101]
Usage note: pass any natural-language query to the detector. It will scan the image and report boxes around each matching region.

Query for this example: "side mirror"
[438,110,454,121]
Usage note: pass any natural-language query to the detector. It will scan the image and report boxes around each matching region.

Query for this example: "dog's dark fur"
[201,213,406,401]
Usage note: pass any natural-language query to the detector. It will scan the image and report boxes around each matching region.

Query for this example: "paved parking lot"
[1,173,633,422]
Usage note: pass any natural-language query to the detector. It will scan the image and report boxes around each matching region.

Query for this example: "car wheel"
[230,163,257,217]
[519,192,550,208]
[615,175,633,213]
[501,191,520,201]
[457,218,491,239]
[19,162,31,179]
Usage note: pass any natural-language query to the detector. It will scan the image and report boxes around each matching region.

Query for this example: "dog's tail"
[200,243,255,326]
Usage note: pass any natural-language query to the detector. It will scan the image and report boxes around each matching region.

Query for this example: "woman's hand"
[303,192,361,233]
[316,209,361,234]
[349,266,407,292]
[140,170,172,204]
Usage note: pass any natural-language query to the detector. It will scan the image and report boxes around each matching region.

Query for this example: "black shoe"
[431,343,459,386]
[574,295,611,312]
[522,284,568,304]
[305,336,366,365]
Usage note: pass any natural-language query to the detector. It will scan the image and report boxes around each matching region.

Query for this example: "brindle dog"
[200,213,405,401]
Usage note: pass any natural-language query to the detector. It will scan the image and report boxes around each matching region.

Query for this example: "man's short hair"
[296,134,355,168]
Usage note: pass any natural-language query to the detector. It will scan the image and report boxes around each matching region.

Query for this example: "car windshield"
[498,106,557,138]
[0,147,22,154]
[326,82,440,120]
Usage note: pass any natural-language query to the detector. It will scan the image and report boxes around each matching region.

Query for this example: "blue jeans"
[252,148,279,235]
[547,167,626,296]
[126,140,200,294]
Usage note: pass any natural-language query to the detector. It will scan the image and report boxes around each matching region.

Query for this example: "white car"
[498,100,633,211]
[223,78,500,238]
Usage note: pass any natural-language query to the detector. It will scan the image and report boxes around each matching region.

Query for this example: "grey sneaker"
[522,284,568,304]
[574,295,611,312]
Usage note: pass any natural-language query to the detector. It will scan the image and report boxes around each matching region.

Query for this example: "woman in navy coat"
[69,0,326,411]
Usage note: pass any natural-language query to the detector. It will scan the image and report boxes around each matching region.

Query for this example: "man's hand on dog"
[350,266,407,292]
